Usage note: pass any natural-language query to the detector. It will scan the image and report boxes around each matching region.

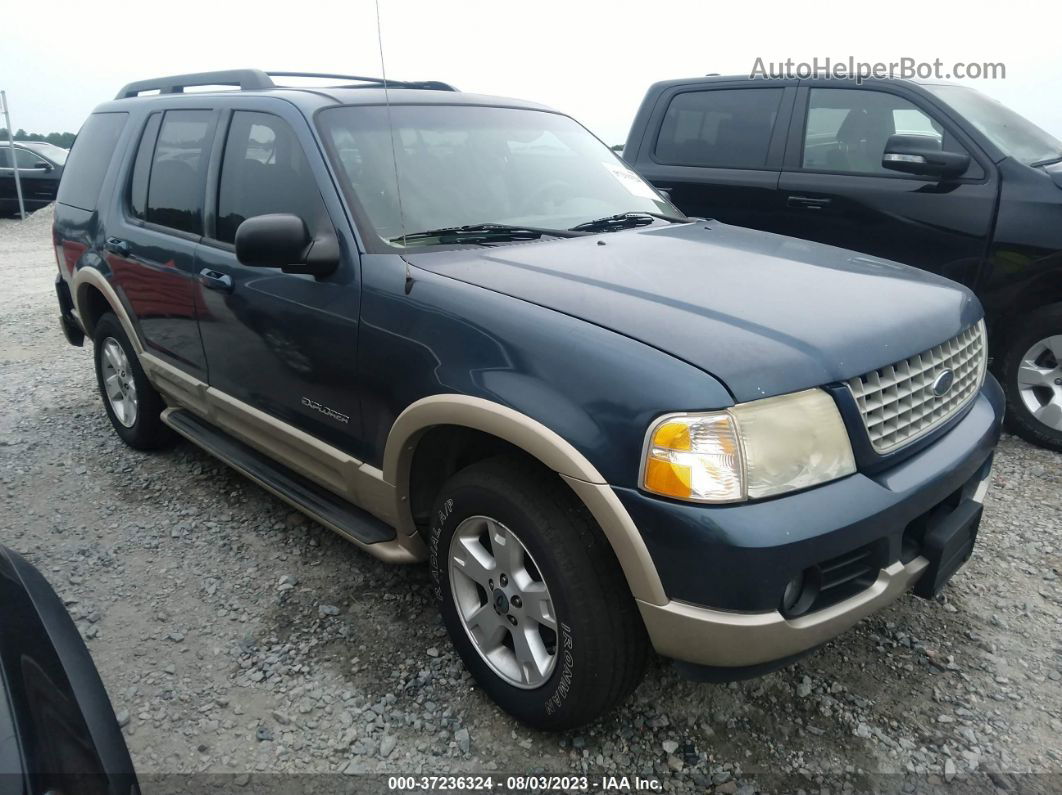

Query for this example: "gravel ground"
[1,206,1060,793]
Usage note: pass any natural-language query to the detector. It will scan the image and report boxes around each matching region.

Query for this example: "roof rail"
[115,69,275,99]
[266,72,458,91]
[114,69,457,100]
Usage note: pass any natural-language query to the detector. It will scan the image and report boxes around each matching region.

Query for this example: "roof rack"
[114,69,457,99]
[267,72,458,92]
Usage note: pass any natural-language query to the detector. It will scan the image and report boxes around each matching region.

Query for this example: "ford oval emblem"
[932,369,955,397]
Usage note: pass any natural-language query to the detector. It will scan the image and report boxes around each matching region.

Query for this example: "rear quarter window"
[56,112,128,211]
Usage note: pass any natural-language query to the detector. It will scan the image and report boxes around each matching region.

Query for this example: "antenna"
[374,0,411,276]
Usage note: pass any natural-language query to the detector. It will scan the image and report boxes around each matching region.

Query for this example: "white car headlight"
[641,389,856,503]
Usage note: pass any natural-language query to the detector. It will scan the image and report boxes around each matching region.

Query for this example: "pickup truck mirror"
[882,134,970,179]
[235,213,339,277]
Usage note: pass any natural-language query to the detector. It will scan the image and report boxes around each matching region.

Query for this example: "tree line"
[1,128,76,149]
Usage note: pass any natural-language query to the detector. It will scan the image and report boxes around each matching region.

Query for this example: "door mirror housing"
[882,134,970,179]
[234,214,339,277]
[32,160,53,171]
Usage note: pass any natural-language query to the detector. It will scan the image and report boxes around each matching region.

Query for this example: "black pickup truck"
[625,75,1062,451]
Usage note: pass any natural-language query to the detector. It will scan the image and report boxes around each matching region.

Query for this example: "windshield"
[317,104,681,246]
[21,141,69,165]
[925,85,1062,165]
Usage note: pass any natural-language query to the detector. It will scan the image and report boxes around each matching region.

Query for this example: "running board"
[163,408,396,546]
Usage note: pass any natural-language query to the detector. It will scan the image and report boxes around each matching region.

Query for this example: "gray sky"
[3,0,1060,146]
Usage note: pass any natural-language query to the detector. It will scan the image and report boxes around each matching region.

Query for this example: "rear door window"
[56,112,128,210]
[128,113,162,220]
[654,89,784,169]
[145,110,216,235]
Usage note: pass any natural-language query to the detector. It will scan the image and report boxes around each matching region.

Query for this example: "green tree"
[0,127,76,148]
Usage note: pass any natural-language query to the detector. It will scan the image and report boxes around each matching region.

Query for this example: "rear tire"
[1000,304,1062,452]
[93,313,174,451]
[429,455,649,730]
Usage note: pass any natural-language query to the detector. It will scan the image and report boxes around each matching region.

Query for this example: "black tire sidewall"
[1001,306,1062,451]
[429,480,591,730]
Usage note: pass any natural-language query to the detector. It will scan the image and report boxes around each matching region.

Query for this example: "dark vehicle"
[1,141,67,214]
[0,545,139,794]
[53,70,1002,729]
[625,75,1062,452]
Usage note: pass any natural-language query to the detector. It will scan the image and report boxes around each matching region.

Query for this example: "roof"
[648,73,957,90]
[106,69,553,113]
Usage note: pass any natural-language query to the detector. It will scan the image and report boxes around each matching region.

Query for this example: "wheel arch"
[384,395,669,605]
[989,266,1062,348]
[71,268,143,355]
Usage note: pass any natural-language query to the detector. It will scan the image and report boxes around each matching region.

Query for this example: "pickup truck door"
[626,81,796,232]
[193,106,364,452]
[776,83,998,287]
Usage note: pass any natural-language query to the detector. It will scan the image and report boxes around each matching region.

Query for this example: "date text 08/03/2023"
[386,774,663,791]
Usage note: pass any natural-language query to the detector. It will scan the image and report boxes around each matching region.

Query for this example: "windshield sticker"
[602,162,661,200]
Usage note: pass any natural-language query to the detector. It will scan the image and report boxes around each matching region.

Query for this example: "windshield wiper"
[1031,153,1062,167]
[568,211,687,233]
[391,223,582,245]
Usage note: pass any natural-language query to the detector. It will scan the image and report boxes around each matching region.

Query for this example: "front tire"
[429,456,648,730]
[93,313,173,450]
[1000,303,1062,452]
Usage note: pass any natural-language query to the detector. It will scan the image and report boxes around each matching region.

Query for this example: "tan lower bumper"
[637,556,930,668]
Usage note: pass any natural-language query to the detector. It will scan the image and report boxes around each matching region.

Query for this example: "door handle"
[105,237,131,257]
[787,195,832,210]
[199,269,233,292]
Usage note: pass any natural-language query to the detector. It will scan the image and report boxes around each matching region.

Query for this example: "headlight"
[641,389,856,503]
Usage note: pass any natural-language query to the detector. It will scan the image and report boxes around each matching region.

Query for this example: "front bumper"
[623,376,1004,670]
[639,556,929,669]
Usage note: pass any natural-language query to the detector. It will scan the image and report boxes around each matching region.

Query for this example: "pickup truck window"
[925,84,1062,166]
[803,88,966,175]
[318,104,674,247]
[654,88,783,169]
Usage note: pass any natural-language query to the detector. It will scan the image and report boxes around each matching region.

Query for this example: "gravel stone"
[380,734,397,758]
[455,728,471,754]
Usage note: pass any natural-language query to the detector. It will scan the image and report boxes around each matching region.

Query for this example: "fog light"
[781,573,805,613]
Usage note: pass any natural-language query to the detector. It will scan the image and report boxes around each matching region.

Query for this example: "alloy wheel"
[100,337,138,428]
[449,515,558,689]
[1016,335,1062,431]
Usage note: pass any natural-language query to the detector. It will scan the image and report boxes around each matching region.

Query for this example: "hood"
[406,222,981,402]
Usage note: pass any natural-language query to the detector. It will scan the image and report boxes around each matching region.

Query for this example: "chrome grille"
[847,321,987,454]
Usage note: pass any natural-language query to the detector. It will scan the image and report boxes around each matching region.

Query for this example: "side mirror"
[32,161,53,171]
[234,213,339,277]
[882,134,970,179]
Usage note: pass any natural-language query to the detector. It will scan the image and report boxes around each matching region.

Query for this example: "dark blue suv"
[53,70,1003,729]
